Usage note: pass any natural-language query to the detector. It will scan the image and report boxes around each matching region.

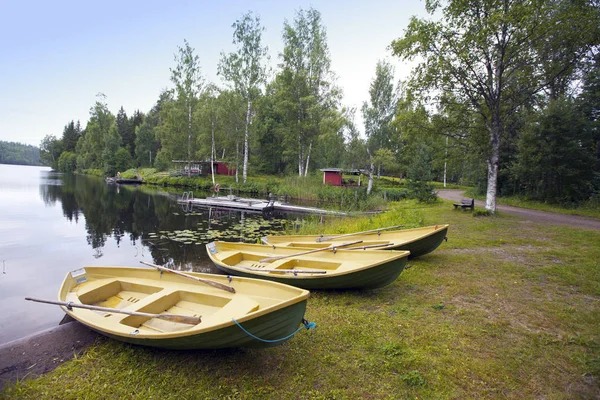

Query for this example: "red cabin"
[212,161,235,176]
[320,168,364,186]
[172,160,236,176]
[321,168,343,185]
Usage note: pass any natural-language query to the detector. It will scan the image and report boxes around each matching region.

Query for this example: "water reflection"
[38,173,290,271]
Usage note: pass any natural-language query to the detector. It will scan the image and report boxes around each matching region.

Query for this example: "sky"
[0,0,428,147]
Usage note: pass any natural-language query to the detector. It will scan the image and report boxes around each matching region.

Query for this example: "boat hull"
[57,266,309,349]
[89,299,308,349]
[206,242,409,290]
[263,225,449,258]
[212,257,407,290]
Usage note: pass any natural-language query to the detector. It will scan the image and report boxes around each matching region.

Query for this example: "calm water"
[0,164,292,344]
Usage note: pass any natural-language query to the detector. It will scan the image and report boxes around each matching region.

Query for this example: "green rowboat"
[206,241,410,290]
[261,224,449,258]
[49,266,309,349]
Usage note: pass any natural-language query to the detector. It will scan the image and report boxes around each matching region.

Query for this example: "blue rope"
[232,318,316,343]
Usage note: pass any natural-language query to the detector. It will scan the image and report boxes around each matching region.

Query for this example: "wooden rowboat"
[31,266,310,349]
[206,241,410,290]
[261,224,449,258]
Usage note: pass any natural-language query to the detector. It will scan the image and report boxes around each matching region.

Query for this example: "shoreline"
[0,321,100,390]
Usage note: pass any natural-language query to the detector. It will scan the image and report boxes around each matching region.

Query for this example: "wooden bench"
[453,198,474,211]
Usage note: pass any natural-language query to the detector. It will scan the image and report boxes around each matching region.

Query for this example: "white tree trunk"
[366,148,374,195]
[211,117,215,185]
[187,102,192,177]
[304,141,312,177]
[443,136,448,188]
[243,100,251,183]
[485,123,501,213]
[235,129,239,184]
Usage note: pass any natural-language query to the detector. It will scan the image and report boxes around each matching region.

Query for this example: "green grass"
[3,199,599,399]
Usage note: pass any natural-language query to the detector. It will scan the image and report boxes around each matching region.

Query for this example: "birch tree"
[167,39,204,175]
[391,0,600,212]
[362,60,397,194]
[218,11,269,183]
[279,7,339,176]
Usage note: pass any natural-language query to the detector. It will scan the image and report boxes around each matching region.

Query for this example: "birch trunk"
[187,102,192,177]
[211,117,215,184]
[485,119,501,213]
[303,141,312,177]
[235,127,239,183]
[366,148,374,195]
[243,99,251,183]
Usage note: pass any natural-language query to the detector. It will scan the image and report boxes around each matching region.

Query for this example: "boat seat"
[205,295,260,324]
[76,278,163,308]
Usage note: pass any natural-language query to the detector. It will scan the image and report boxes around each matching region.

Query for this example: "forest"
[39,2,600,211]
[0,141,41,166]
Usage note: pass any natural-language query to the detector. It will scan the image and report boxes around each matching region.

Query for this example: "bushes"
[57,151,77,173]
[114,148,133,174]
[405,179,437,203]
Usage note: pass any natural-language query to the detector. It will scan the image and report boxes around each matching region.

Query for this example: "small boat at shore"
[206,241,410,290]
[261,224,449,258]
[27,266,310,349]
[106,177,143,185]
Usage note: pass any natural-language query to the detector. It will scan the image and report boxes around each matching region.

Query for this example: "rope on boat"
[232,318,316,343]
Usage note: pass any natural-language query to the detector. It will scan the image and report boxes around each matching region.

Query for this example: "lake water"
[0,164,292,344]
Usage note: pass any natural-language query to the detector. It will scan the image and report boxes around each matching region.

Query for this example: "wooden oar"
[140,261,235,293]
[240,266,327,274]
[25,297,201,325]
[315,225,405,243]
[259,240,363,263]
[344,243,395,250]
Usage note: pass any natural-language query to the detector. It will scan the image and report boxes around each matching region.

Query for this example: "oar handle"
[140,261,235,293]
[259,240,363,263]
[316,225,405,243]
[25,297,201,325]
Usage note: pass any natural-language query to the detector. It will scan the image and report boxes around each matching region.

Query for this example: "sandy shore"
[0,320,100,390]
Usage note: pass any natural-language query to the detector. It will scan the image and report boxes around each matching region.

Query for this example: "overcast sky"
[0,0,427,147]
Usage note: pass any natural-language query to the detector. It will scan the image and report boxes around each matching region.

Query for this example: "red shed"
[213,161,235,176]
[199,161,236,176]
[320,168,364,186]
[321,168,343,186]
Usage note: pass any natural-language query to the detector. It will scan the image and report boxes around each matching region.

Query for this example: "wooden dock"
[177,194,347,216]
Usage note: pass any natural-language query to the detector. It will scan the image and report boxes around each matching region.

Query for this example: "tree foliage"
[37,5,600,206]
[510,98,596,204]
[278,7,341,176]
[0,141,42,166]
[391,0,600,212]
[219,11,269,183]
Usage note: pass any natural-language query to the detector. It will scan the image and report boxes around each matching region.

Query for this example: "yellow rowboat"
[206,241,410,290]
[27,266,310,349]
[261,224,449,258]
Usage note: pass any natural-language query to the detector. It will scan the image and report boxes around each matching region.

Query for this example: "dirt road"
[437,189,600,230]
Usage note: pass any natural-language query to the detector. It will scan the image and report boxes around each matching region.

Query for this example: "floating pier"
[177,193,347,216]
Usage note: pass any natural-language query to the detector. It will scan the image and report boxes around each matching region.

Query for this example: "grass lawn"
[3,200,599,399]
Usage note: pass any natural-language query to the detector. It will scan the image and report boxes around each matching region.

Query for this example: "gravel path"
[437,189,600,230]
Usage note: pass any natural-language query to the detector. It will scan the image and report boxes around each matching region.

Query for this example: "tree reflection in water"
[39,173,290,271]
